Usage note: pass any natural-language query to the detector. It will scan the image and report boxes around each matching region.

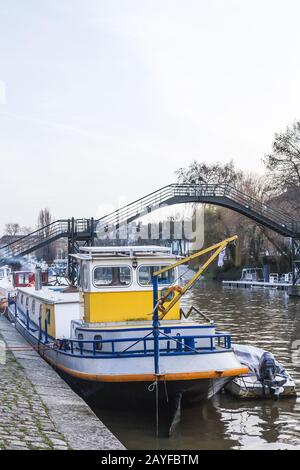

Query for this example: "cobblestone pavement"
[0,333,70,450]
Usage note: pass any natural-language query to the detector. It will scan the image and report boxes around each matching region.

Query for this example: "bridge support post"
[91,218,95,246]
[289,239,300,298]
[67,218,95,285]
[292,239,300,286]
[68,218,77,285]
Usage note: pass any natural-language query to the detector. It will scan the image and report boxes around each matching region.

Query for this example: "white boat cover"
[233,344,288,379]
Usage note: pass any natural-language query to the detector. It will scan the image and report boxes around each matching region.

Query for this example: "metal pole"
[292,238,296,286]
[292,238,300,286]
[152,274,160,437]
[39,316,42,342]
[68,218,75,284]
[44,319,48,344]
[91,218,95,246]
[152,275,160,375]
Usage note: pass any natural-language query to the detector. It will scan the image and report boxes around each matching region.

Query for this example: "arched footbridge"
[1,184,299,284]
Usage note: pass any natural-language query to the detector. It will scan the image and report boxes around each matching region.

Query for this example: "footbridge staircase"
[1,183,299,284]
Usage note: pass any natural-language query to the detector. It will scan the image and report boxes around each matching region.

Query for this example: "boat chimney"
[35,267,42,291]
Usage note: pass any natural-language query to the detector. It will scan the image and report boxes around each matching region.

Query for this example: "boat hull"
[60,371,229,406]
[60,374,229,437]
[8,307,246,406]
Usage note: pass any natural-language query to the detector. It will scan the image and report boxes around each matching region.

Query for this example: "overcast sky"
[1,0,300,233]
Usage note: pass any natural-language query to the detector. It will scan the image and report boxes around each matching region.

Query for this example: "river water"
[91,283,300,450]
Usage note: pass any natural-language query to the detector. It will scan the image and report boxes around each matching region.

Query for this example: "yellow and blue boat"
[7,239,248,414]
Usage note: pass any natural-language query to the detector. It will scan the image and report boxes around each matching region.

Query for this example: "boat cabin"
[0,266,11,280]
[240,268,264,282]
[72,246,181,323]
[15,286,80,340]
[12,270,49,288]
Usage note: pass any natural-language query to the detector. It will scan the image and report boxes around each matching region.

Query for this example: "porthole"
[94,335,103,352]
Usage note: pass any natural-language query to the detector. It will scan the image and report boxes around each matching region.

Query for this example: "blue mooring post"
[152,275,160,375]
[38,316,42,341]
[44,319,48,344]
[26,309,29,330]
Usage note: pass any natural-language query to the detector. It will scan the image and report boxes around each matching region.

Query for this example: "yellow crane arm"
[154,235,237,318]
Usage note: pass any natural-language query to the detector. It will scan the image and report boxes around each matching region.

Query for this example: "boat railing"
[55,332,231,357]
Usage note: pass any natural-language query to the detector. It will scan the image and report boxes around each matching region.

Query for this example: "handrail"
[0,218,94,261]
[95,183,299,235]
[1,182,300,264]
[56,332,231,357]
[0,219,69,250]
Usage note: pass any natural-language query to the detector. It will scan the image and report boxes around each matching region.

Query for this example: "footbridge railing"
[1,183,300,266]
[95,183,300,238]
[0,218,94,262]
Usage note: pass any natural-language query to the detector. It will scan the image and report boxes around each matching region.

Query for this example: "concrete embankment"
[0,315,125,450]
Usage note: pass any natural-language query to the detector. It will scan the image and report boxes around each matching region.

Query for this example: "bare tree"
[36,208,56,263]
[175,161,290,271]
[263,121,300,192]
[4,223,21,237]
[176,160,243,187]
[38,208,52,230]
[263,122,300,217]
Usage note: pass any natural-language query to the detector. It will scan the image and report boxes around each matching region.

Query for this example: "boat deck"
[76,319,209,330]
[17,286,80,304]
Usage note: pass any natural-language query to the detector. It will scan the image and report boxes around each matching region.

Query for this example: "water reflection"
[91,283,300,450]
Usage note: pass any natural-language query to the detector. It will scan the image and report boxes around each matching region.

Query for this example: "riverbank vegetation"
[176,121,300,278]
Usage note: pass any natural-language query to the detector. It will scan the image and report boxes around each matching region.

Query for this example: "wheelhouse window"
[93,266,131,287]
[138,265,175,286]
[81,264,89,290]
[19,274,30,285]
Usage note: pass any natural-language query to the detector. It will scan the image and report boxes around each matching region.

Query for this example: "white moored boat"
[7,239,248,411]
[0,266,13,311]
[225,344,296,399]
